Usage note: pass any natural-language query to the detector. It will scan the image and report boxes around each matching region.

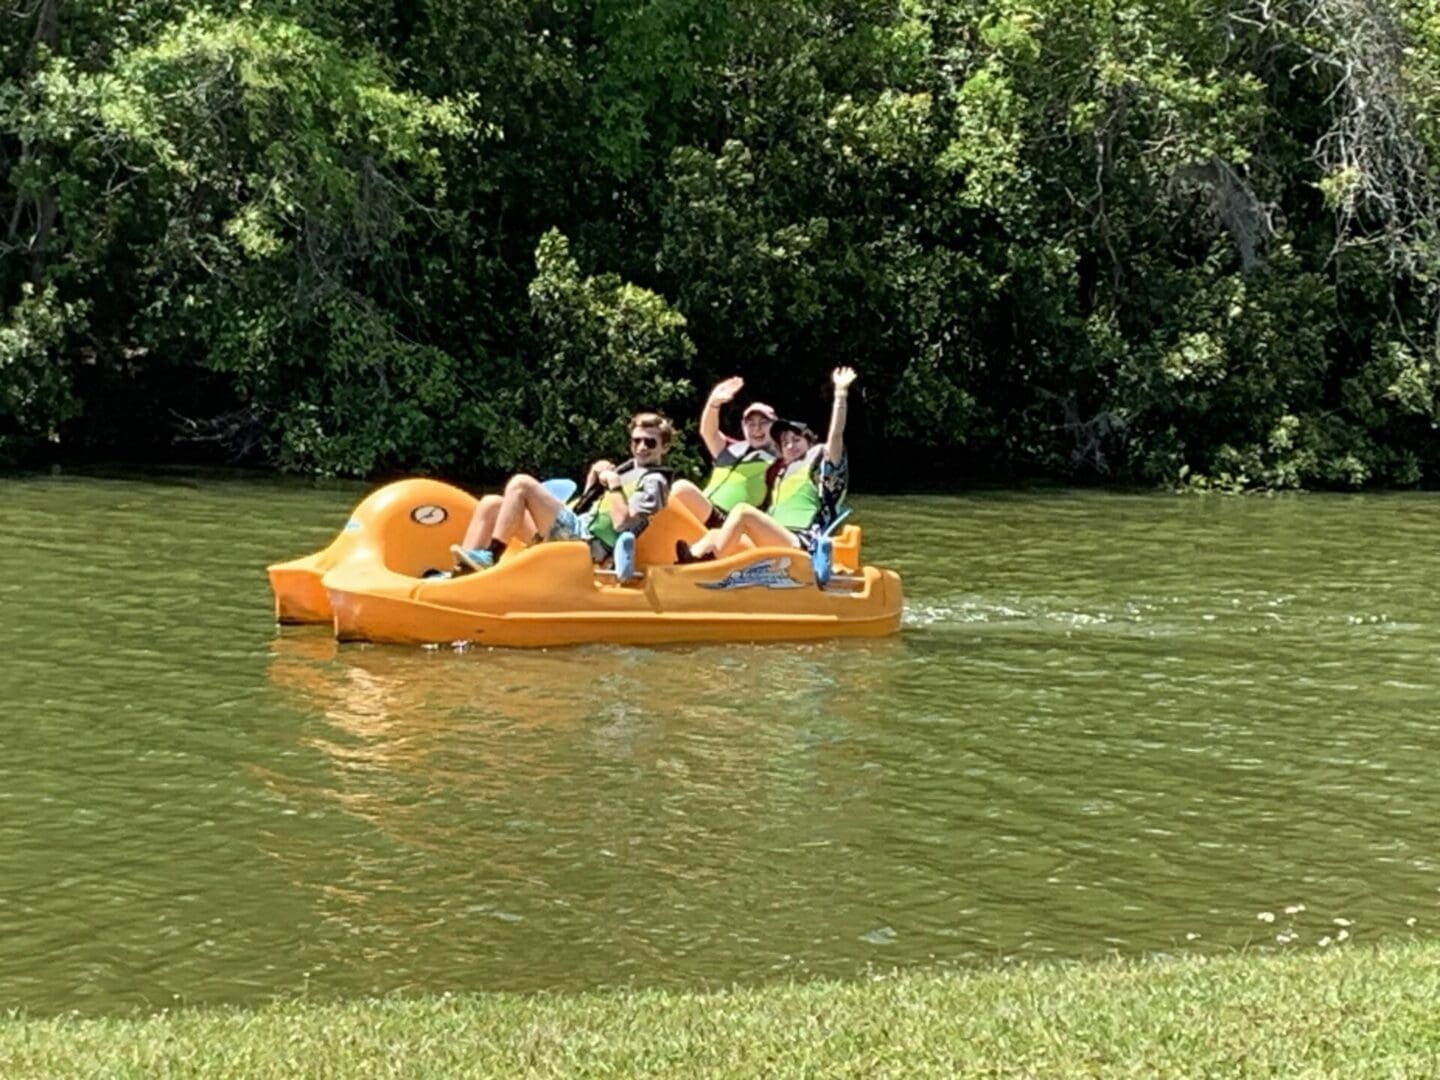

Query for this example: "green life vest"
[701,443,774,513]
[769,454,825,530]
[586,464,669,550]
[769,447,848,532]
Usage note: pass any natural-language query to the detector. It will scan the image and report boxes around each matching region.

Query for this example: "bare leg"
[684,527,719,559]
[670,479,715,527]
[690,505,797,558]
[461,494,504,550]
[724,514,798,556]
[460,494,543,547]
[486,474,566,549]
[688,508,746,558]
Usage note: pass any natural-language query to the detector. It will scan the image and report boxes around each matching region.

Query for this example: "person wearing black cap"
[670,375,778,529]
[677,367,855,561]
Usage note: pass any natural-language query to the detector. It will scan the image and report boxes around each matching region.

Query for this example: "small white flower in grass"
[1336,928,1349,942]
[1333,917,1352,927]
[1284,904,1305,915]
[1319,936,1332,947]
[1185,932,1200,941]
[1406,917,1418,927]
[1257,911,1275,923]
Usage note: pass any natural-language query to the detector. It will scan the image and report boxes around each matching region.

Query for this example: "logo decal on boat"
[411,504,448,526]
[699,557,805,591]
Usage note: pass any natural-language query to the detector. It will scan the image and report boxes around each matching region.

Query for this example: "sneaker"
[614,531,637,583]
[449,544,494,572]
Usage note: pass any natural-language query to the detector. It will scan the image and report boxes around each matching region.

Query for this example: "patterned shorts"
[789,525,821,553]
[547,506,592,542]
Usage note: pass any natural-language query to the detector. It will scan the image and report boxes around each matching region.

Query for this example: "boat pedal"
[810,535,834,588]
[613,531,637,584]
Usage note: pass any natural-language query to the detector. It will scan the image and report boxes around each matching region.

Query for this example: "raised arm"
[824,367,856,464]
[700,376,744,459]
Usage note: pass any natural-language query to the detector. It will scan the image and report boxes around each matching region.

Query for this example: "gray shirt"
[623,466,670,521]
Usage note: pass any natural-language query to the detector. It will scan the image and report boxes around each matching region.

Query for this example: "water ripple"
[3,476,1440,1014]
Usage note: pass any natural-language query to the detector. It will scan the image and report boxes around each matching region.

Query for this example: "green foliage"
[5,11,477,473]
[487,229,694,476]
[0,284,85,463]
[4,0,1440,487]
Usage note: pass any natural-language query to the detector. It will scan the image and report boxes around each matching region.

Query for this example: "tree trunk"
[12,0,61,283]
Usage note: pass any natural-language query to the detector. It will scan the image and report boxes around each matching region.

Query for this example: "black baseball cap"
[769,418,818,442]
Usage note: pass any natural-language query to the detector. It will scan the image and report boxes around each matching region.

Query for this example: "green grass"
[6,944,1440,1078]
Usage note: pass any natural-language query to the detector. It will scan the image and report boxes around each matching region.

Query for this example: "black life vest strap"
[571,457,635,516]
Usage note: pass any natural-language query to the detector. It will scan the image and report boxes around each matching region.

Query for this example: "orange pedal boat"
[267,479,903,647]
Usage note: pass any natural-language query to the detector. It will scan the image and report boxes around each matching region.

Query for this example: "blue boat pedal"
[811,535,833,588]
[614,531,637,584]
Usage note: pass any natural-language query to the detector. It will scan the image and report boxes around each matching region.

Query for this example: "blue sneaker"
[614,531,637,583]
[449,544,494,573]
[810,535,833,588]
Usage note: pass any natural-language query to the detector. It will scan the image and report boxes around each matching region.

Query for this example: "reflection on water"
[3,473,1440,1015]
[257,631,914,1000]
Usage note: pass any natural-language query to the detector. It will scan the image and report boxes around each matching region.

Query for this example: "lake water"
[2,471,1437,1014]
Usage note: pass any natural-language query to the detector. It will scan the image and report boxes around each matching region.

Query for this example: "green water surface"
[2,471,1437,1015]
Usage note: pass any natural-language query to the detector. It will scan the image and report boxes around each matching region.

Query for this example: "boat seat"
[631,500,707,567]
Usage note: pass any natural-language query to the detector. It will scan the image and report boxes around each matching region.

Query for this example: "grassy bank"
[5,944,1440,1077]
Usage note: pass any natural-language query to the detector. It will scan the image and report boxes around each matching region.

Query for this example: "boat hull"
[266,478,480,624]
[271,478,902,647]
[325,542,902,647]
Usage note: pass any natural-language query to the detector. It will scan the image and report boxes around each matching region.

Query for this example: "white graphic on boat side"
[699,557,806,591]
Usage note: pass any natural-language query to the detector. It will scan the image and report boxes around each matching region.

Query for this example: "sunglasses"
[630,435,659,449]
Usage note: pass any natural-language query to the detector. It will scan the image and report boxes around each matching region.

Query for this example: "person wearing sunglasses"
[676,367,855,562]
[669,376,777,529]
[451,412,675,571]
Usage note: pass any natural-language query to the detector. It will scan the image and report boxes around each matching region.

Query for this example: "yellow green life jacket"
[585,464,670,550]
[701,442,774,513]
[768,454,824,530]
[768,447,846,531]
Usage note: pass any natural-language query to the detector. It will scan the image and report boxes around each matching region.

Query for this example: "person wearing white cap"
[670,375,777,528]
[676,367,856,563]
